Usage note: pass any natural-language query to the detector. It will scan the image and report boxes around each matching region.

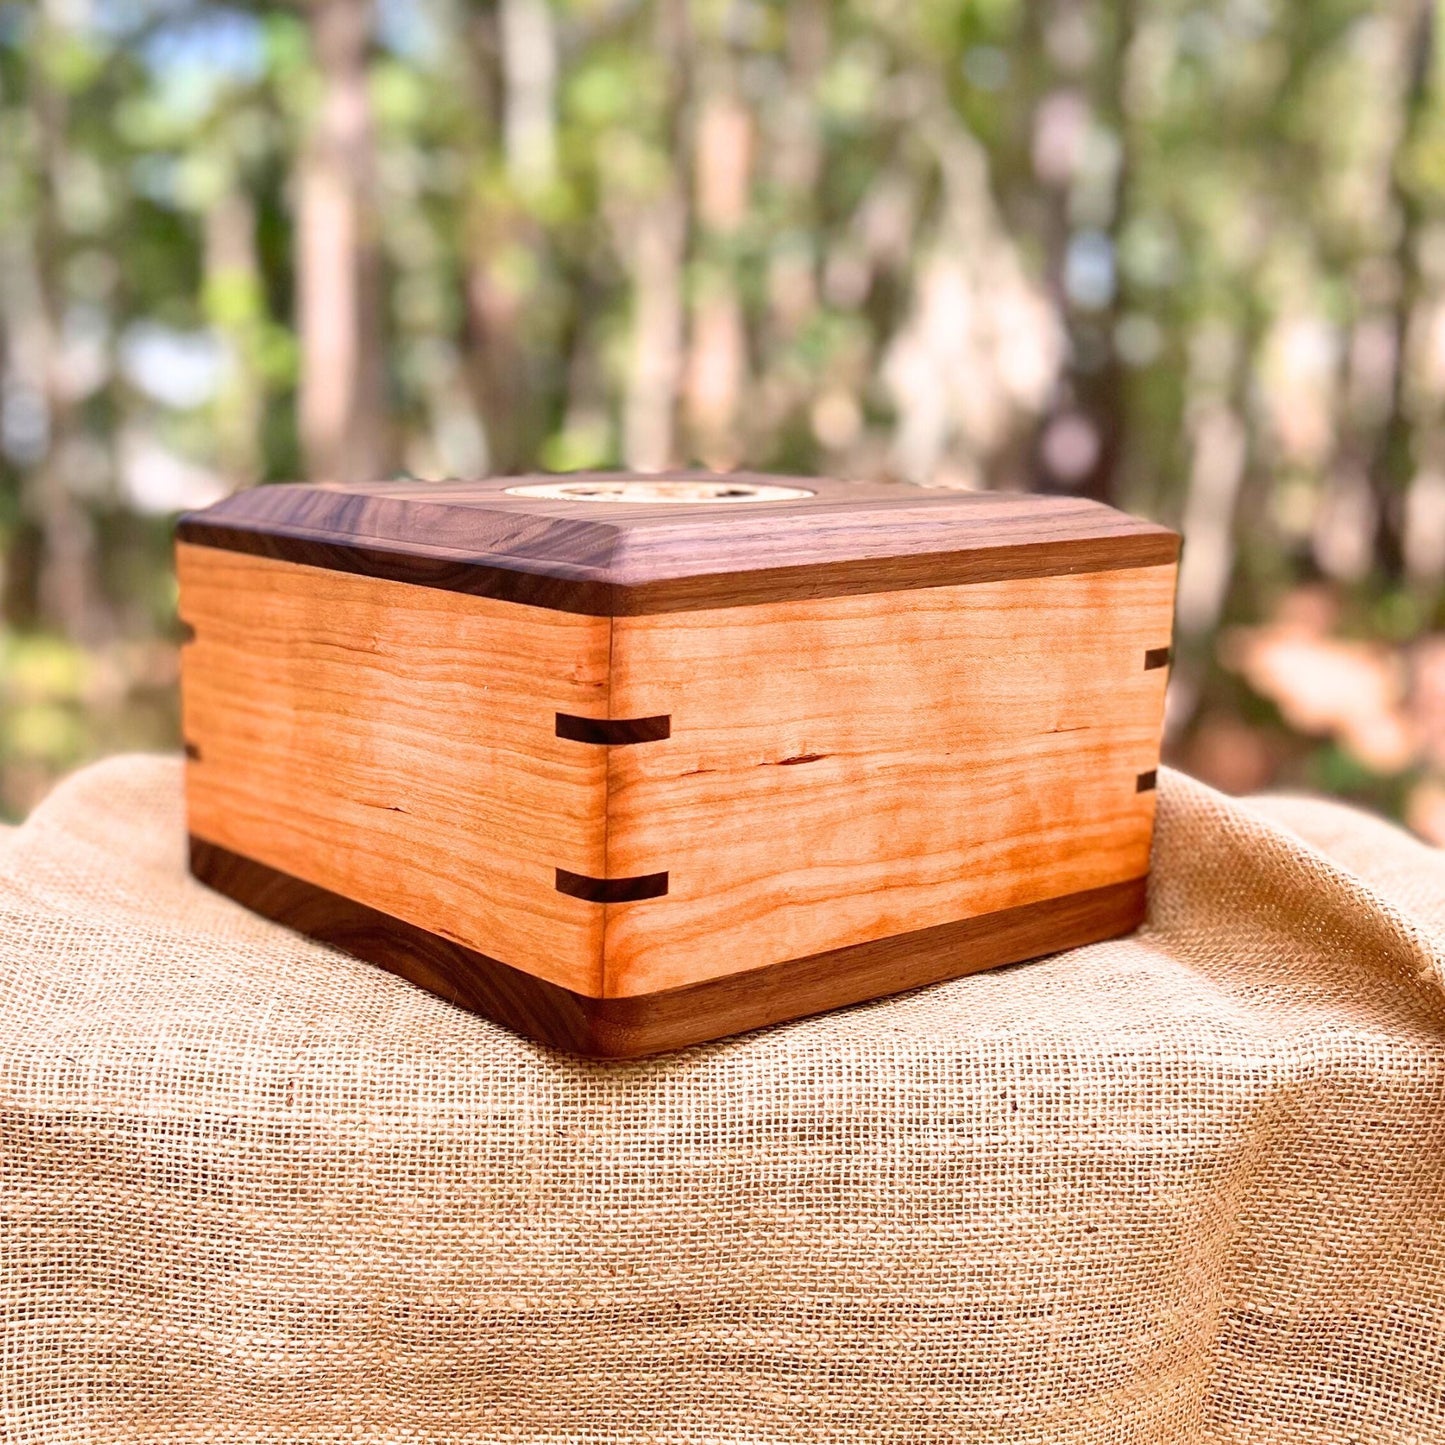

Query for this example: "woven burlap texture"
[2,756,1443,1445]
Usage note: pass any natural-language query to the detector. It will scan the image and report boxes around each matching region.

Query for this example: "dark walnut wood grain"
[189,836,1148,1059]
[177,472,1181,616]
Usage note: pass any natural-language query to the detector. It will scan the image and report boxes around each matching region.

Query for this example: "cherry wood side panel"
[177,543,611,993]
[601,564,1177,996]
[190,835,1147,1059]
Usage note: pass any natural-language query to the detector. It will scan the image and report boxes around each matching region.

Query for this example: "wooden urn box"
[177,473,1179,1057]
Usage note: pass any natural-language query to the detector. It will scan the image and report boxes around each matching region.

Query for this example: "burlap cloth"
[3,757,1444,1444]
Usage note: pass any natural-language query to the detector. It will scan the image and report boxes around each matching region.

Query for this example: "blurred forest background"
[4,0,1445,837]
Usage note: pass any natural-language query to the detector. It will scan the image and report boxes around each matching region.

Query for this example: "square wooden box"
[177,473,1179,1057]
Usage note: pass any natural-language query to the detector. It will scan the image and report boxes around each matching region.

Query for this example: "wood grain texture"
[177,473,1180,615]
[178,541,612,993]
[178,482,1179,1029]
[190,834,1147,1059]
[597,564,1177,996]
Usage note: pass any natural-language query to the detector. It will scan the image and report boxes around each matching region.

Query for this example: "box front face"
[600,563,1176,996]
[177,543,611,995]
[177,480,1178,1034]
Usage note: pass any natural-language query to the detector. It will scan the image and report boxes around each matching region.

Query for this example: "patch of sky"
[111,4,269,129]
[377,0,443,64]
[0,2,32,46]
[962,46,1010,92]
[89,0,160,41]
[120,321,226,411]
[139,5,266,80]
[1065,230,1117,311]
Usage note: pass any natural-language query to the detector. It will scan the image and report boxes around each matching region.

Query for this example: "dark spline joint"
[555,868,670,904]
[555,713,672,745]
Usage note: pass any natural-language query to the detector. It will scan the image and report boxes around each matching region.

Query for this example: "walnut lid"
[177,471,1179,615]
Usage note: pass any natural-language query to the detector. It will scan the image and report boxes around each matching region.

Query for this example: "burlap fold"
[2,756,1443,1444]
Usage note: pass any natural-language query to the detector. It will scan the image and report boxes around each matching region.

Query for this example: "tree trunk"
[24,3,99,641]
[457,5,543,476]
[297,0,388,483]
[1369,0,1436,580]
[204,190,265,491]
[622,195,686,472]
[684,82,751,469]
[499,0,557,195]
[621,0,690,473]
[1030,0,1137,505]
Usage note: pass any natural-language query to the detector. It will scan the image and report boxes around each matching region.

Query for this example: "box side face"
[601,563,1177,997]
[177,542,610,994]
